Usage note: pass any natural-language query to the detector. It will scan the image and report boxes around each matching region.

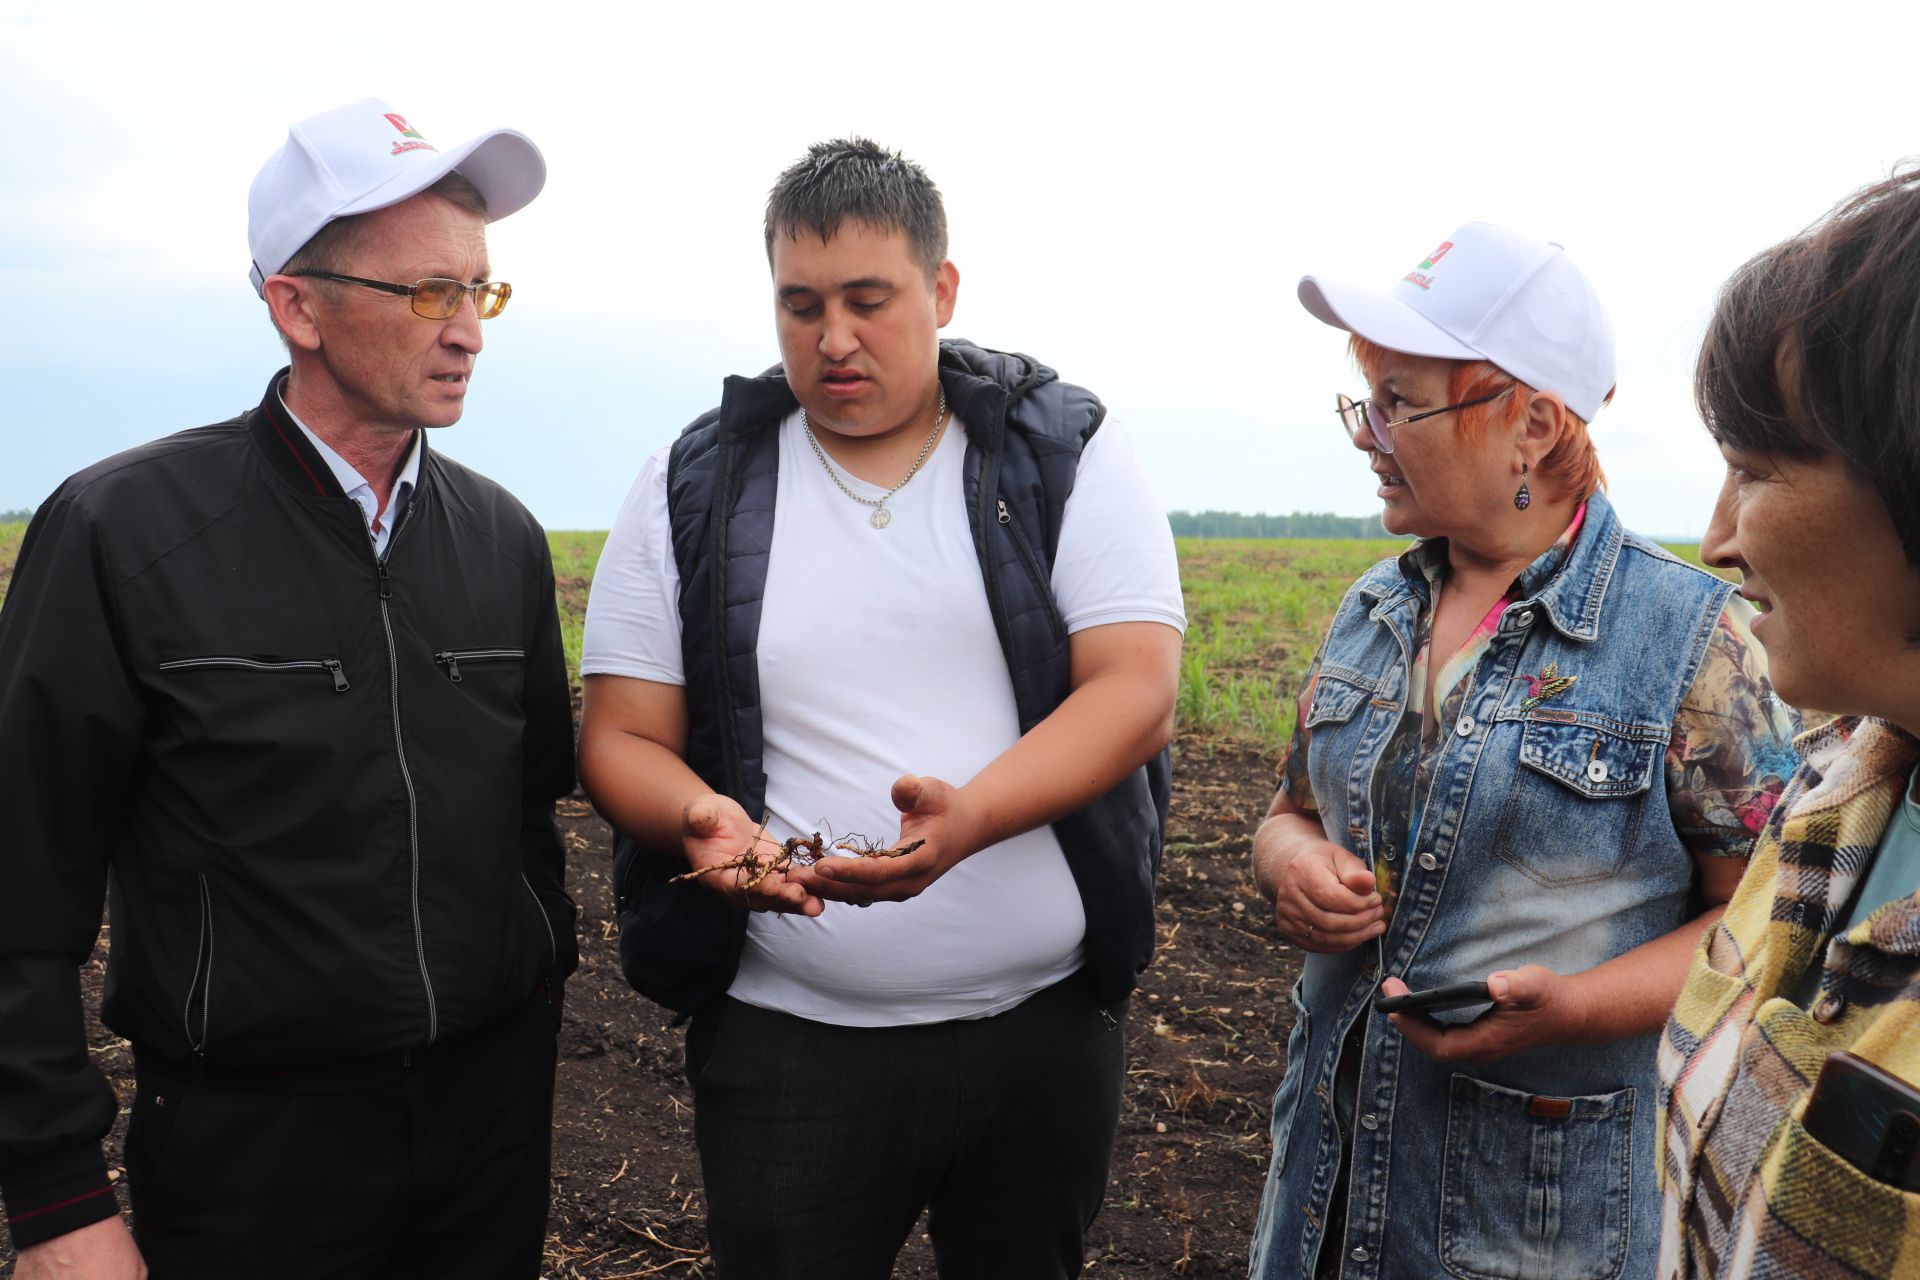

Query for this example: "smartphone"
[1802,1051,1920,1192]
[1373,979,1492,1015]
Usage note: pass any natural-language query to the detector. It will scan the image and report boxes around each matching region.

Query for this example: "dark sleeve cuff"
[2,1144,119,1249]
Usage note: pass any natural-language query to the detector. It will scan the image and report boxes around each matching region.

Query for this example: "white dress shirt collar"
[277,385,423,556]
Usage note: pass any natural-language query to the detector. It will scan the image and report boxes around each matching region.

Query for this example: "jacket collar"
[247,368,436,502]
[715,364,799,441]
[1786,716,1920,820]
[1362,488,1625,643]
[713,339,1054,447]
[1776,717,1920,970]
[1518,488,1623,642]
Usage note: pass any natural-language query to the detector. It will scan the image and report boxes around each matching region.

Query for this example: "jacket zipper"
[976,441,1018,671]
[371,498,438,1044]
[996,499,1068,645]
[520,871,558,972]
[158,656,349,692]
[433,648,525,683]
[712,434,746,801]
[182,873,214,1057]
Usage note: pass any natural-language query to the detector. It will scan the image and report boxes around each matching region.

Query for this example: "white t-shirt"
[582,407,1185,1026]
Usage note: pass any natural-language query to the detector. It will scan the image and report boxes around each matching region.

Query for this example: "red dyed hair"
[1348,335,1608,503]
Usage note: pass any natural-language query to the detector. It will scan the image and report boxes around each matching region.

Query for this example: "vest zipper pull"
[996,499,1011,525]
[436,651,462,682]
[324,659,350,693]
[376,560,392,601]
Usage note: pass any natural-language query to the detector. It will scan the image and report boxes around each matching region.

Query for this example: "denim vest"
[1251,492,1735,1280]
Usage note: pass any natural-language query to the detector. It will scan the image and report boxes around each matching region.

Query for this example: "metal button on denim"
[1360,1113,1379,1130]
[1513,609,1534,627]
[1351,1247,1370,1262]
[1418,853,1438,871]
[1455,715,1475,737]
[1382,847,1397,861]
[1587,759,1610,783]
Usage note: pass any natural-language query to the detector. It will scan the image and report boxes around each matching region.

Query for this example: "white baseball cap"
[247,98,546,297]
[1298,222,1616,423]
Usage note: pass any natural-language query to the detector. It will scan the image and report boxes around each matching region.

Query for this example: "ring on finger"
[1305,923,1316,942]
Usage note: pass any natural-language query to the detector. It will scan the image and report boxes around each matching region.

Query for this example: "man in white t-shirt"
[578,138,1184,1279]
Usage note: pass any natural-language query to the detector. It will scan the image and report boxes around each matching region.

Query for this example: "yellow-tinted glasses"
[291,270,512,320]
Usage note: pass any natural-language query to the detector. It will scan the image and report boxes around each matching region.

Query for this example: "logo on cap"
[383,112,438,157]
[1403,240,1453,291]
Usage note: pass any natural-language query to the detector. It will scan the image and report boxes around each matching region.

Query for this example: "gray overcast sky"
[4,0,1915,535]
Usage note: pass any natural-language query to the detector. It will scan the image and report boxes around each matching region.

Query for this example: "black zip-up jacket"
[0,373,579,1246]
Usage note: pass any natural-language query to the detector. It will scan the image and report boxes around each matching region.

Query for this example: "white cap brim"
[1298,275,1480,362]
[334,127,546,224]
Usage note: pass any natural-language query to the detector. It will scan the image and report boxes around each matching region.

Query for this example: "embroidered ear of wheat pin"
[1521,661,1578,712]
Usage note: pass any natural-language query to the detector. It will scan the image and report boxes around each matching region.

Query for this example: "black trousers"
[125,988,560,1280]
[686,968,1127,1280]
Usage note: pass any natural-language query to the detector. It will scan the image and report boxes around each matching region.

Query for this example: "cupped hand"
[16,1216,147,1279]
[1381,966,1593,1064]
[798,775,976,905]
[1268,836,1384,953]
[682,794,824,916]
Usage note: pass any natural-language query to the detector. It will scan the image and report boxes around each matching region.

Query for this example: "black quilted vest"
[612,340,1170,1017]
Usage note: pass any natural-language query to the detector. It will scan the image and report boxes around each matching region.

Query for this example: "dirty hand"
[801,775,977,905]
[1381,967,1592,1064]
[682,793,823,916]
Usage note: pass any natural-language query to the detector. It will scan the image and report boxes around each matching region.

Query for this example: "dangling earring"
[1514,463,1532,511]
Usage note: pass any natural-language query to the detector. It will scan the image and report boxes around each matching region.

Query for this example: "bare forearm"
[577,731,713,853]
[955,665,1173,856]
[1561,903,1729,1044]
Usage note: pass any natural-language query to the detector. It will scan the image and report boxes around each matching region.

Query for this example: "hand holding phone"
[1802,1051,1920,1192]
[1373,979,1492,1015]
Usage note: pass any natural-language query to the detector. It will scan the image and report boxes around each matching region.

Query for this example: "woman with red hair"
[1249,224,1801,1279]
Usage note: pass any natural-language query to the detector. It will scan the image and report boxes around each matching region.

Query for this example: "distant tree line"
[0,509,35,524]
[1167,510,1391,539]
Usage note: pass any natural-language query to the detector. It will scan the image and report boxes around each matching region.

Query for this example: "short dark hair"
[764,138,948,277]
[1696,166,1920,567]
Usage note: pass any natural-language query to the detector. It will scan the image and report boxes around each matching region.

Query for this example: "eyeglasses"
[290,271,512,320]
[1335,388,1511,454]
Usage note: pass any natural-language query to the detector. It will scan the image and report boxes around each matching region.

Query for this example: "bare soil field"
[0,534,1369,1277]
[0,731,1299,1279]
[0,531,1724,1275]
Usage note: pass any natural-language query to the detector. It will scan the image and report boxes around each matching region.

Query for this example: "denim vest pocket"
[1493,716,1664,886]
[1304,668,1378,729]
[1440,1073,1635,1280]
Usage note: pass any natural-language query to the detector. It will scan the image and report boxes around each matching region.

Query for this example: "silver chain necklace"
[802,388,947,529]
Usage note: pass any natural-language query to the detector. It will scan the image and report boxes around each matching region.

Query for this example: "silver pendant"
[870,507,892,529]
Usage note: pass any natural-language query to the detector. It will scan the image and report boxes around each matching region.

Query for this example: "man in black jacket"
[578,139,1185,1279]
[0,99,576,1279]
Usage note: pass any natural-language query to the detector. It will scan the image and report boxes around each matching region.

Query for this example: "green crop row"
[0,521,1720,749]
